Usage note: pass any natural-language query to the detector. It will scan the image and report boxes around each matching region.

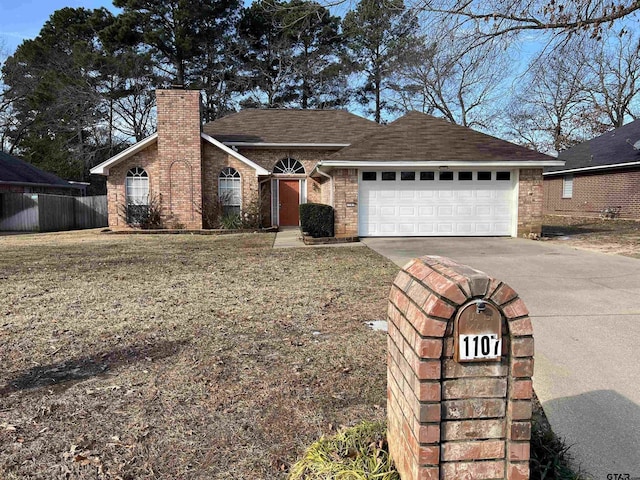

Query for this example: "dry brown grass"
[0,231,398,479]
[543,215,640,258]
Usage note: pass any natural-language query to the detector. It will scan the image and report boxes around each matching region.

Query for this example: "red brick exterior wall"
[387,256,534,480]
[156,90,202,229]
[106,143,159,228]
[517,168,543,237]
[332,168,358,235]
[544,168,640,219]
[201,143,261,227]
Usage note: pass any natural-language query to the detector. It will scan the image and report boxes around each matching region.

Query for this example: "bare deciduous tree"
[582,32,640,128]
[409,1,640,38]
[389,26,508,129]
[507,42,592,153]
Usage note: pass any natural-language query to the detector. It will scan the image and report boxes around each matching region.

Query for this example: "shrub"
[300,203,334,238]
[288,421,398,480]
[220,213,242,229]
[118,194,165,229]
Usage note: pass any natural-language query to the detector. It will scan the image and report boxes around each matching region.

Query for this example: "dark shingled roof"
[203,109,382,144]
[546,119,640,173]
[0,151,74,187]
[330,111,552,162]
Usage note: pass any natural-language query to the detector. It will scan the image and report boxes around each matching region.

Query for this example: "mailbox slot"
[454,300,503,363]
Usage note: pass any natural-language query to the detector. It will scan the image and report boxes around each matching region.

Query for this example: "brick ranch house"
[90,89,562,237]
[544,119,640,219]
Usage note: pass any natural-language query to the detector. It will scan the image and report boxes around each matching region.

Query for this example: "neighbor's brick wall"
[106,144,159,228]
[156,89,202,229]
[517,169,544,237]
[201,143,261,227]
[387,256,534,480]
[332,168,358,235]
[544,169,640,219]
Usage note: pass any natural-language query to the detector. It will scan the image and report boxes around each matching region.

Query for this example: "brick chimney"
[156,89,203,229]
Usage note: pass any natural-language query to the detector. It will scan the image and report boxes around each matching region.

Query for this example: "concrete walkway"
[363,237,640,480]
[273,227,366,249]
[272,227,304,248]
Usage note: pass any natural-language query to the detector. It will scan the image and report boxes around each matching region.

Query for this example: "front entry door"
[279,179,300,226]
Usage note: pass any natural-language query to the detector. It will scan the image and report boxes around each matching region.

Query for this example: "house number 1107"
[459,334,501,360]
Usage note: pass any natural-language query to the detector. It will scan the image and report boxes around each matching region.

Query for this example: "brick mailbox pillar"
[387,256,533,480]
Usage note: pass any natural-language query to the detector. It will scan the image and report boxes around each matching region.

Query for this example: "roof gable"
[0,151,75,187]
[90,133,270,176]
[203,109,382,144]
[546,119,640,173]
[329,111,553,162]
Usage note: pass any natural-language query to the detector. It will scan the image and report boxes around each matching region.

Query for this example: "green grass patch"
[289,421,399,480]
[290,417,586,480]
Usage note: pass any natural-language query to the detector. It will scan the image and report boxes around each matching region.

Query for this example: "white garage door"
[358,170,515,237]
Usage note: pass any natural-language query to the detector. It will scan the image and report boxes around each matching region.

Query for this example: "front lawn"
[0,231,397,479]
[543,215,640,258]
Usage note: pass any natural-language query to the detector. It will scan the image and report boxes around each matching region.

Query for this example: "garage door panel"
[399,190,416,199]
[419,206,435,216]
[438,190,455,199]
[399,206,416,216]
[476,205,492,216]
[456,205,474,216]
[418,224,436,233]
[438,205,454,216]
[380,206,396,216]
[359,170,515,237]
[379,223,397,234]
[456,223,473,234]
[419,191,435,199]
[495,205,511,216]
[399,223,416,234]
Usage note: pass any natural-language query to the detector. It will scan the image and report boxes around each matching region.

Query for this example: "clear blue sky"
[0,0,118,55]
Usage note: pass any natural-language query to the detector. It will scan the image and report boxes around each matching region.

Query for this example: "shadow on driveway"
[543,390,640,480]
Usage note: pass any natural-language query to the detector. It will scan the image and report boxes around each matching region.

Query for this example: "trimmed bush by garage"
[300,203,334,238]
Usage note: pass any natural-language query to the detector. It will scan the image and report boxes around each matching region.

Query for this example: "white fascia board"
[224,142,350,149]
[89,134,158,176]
[318,160,565,168]
[543,160,640,176]
[201,133,270,176]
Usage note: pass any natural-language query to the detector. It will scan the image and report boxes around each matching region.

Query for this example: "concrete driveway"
[363,237,640,480]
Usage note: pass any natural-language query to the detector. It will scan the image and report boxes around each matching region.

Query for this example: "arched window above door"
[273,157,305,175]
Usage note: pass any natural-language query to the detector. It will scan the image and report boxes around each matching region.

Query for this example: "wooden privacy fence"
[0,193,108,232]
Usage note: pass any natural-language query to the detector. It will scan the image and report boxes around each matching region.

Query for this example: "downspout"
[315,164,334,207]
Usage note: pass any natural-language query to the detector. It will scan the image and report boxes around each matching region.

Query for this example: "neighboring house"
[90,89,562,237]
[544,120,640,219]
[0,151,85,195]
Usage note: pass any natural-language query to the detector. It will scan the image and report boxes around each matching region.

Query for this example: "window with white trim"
[274,157,305,174]
[562,174,574,198]
[219,167,241,216]
[125,167,149,224]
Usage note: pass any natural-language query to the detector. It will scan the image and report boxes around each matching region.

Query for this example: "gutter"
[317,160,565,168]
[223,142,350,149]
[543,160,640,176]
[0,180,82,189]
